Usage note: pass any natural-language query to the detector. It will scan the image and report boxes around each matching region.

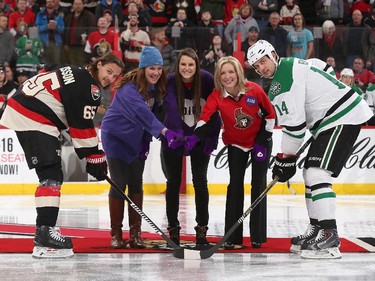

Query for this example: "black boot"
[195,225,209,245]
[167,226,181,246]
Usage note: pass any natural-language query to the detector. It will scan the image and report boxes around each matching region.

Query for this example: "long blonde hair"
[115,67,167,102]
[214,56,247,98]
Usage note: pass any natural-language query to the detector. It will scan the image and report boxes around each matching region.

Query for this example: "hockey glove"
[272,153,298,182]
[139,140,150,161]
[253,143,267,162]
[165,130,185,149]
[85,150,107,181]
[185,135,200,152]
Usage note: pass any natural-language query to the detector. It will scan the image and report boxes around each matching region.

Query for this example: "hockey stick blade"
[105,175,180,250]
[173,136,314,260]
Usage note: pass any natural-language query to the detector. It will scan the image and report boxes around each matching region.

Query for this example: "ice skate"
[300,228,342,259]
[290,224,320,253]
[32,226,74,259]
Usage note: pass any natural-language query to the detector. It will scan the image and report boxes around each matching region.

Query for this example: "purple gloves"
[185,135,200,151]
[139,141,150,161]
[253,143,267,162]
[165,130,185,149]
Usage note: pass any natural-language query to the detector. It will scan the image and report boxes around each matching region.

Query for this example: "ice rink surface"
[0,194,374,281]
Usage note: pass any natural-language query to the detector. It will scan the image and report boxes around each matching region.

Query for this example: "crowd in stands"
[1,0,375,123]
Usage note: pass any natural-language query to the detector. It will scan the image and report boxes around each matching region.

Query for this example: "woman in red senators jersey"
[0,54,125,259]
[186,56,276,249]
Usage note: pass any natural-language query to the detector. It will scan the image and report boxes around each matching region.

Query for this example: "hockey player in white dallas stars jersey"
[247,40,373,259]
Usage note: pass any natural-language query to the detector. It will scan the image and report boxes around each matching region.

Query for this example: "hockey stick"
[105,175,180,250]
[286,180,297,195]
[173,136,314,260]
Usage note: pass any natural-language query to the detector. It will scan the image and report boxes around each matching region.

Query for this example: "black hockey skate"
[32,226,74,259]
[290,224,320,253]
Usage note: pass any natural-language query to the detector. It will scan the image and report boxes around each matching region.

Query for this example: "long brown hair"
[86,53,125,90]
[175,48,202,122]
[116,67,167,103]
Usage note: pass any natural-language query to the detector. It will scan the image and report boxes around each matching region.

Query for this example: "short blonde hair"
[214,56,246,98]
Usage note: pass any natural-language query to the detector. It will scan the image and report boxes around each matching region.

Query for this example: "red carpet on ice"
[0,224,372,254]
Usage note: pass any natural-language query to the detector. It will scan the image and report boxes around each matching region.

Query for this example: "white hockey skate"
[32,226,74,259]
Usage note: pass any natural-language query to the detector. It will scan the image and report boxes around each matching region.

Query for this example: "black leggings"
[162,149,210,227]
[225,141,271,244]
[107,157,145,198]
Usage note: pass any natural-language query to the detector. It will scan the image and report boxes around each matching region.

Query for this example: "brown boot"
[109,196,126,249]
[128,193,146,249]
[195,225,209,245]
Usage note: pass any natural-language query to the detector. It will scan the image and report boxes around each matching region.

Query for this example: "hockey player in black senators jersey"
[0,54,125,258]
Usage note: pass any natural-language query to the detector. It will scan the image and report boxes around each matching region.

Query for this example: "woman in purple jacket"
[101,46,182,249]
[162,48,222,246]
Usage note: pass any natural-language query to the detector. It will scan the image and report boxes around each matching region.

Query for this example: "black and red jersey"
[0,66,102,159]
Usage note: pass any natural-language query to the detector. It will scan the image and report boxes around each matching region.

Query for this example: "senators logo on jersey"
[234,107,253,129]
[91,85,100,100]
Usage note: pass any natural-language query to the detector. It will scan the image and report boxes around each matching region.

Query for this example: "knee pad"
[35,163,63,183]
[303,167,332,187]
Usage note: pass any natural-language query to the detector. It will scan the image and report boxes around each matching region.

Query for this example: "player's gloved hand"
[165,130,185,149]
[253,143,267,162]
[272,153,298,182]
[85,150,107,181]
[185,135,200,152]
[139,140,150,161]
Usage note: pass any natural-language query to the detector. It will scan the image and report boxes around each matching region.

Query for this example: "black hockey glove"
[85,150,107,181]
[272,153,298,182]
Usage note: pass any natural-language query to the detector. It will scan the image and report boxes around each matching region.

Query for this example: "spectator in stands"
[340,67,364,96]
[364,6,375,27]
[85,0,99,14]
[8,0,35,39]
[0,0,13,18]
[0,64,18,119]
[35,0,65,64]
[85,16,114,63]
[16,68,31,84]
[143,0,172,27]
[167,7,196,50]
[14,26,44,76]
[201,34,231,75]
[298,0,318,25]
[151,27,176,73]
[63,0,96,66]
[259,11,288,58]
[171,0,196,23]
[286,12,314,59]
[350,0,372,21]
[95,0,123,28]
[224,3,259,49]
[0,15,14,66]
[250,0,278,30]
[316,0,344,25]
[196,0,225,37]
[352,56,375,91]
[123,0,151,30]
[224,0,248,25]
[319,20,345,71]
[120,12,150,71]
[196,9,218,60]
[342,9,371,69]
[243,26,263,86]
[326,56,341,78]
[162,48,221,247]
[279,0,299,26]
[28,0,40,16]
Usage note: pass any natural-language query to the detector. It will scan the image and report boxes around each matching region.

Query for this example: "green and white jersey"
[364,83,375,114]
[268,57,373,155]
